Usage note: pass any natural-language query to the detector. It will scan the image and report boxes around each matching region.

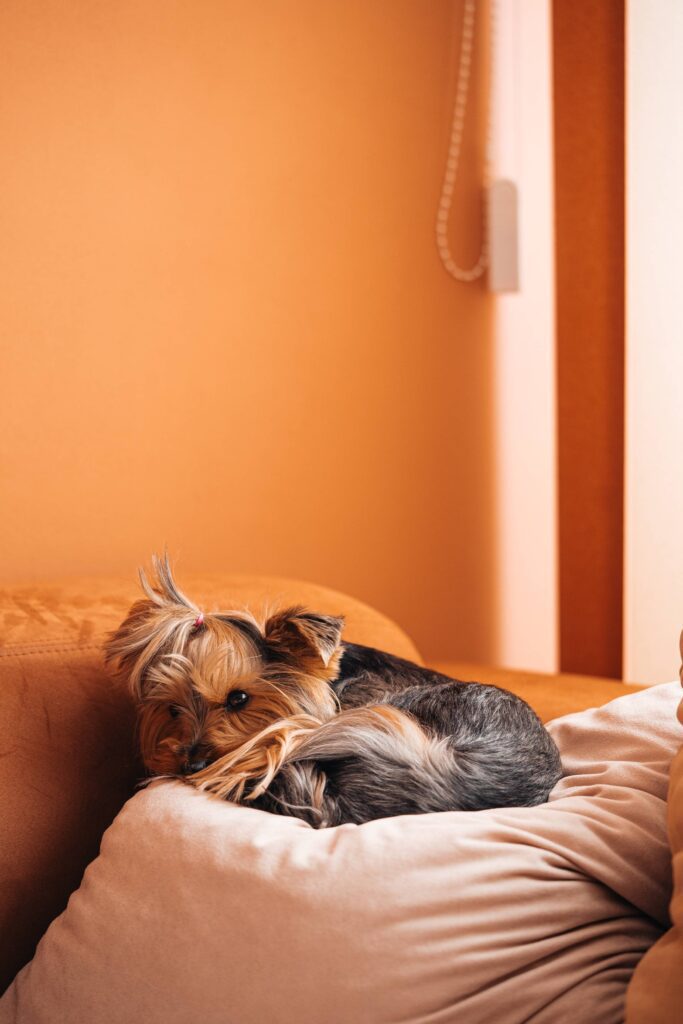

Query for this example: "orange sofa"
[0,574,646,996]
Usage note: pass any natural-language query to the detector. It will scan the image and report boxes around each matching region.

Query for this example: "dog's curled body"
[252,644,562,826]
[106,556,563,829]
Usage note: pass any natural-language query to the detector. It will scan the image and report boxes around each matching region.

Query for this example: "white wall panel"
[625,0,683,682]
[492,0,557,671]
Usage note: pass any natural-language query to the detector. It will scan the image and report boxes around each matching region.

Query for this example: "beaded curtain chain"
[435,0,495,283]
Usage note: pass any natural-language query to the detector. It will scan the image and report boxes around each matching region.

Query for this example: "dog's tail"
[265,704,464,827]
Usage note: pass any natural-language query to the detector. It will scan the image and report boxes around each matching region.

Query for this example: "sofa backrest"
[0,572,420,992]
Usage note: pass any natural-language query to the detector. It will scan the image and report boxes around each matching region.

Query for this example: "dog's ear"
[265,608,344,674]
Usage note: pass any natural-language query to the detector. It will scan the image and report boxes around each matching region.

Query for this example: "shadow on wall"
[0,0,496,662]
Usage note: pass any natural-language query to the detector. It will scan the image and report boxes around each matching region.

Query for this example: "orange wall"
[0,0,493,661]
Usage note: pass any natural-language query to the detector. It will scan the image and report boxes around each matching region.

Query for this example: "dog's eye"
[169,705,181,719]
[226,690,250,711]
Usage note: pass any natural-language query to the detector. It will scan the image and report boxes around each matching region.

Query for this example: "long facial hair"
[105,554,346,807]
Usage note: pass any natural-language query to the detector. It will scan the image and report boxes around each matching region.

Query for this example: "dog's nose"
[180,744,210,774]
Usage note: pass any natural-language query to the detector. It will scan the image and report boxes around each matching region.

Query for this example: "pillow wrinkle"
[2,683,681,1024]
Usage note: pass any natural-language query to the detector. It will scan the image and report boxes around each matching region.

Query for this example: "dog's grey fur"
[252,643,563,826]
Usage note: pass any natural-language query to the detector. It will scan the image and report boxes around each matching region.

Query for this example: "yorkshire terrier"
[105,556,562,827]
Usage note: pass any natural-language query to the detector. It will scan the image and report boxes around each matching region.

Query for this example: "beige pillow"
[1,683,681,1024]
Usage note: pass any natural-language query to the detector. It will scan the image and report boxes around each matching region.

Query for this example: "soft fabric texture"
[2,683,680,1024]
[626,675,683,1023]
[0,574,420,993]
[0,575,422,657]
[0,571,646,996]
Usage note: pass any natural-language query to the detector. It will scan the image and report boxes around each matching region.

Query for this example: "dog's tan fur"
[104,554,375,806]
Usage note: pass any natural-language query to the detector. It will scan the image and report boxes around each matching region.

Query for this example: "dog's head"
[105,555,344,799]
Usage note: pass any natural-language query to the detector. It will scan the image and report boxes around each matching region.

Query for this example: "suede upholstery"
[0,574,650,1001]
[626,742,683,1024]
[0,574,420,993]
[625,673,683,1023]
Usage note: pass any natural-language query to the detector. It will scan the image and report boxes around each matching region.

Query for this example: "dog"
[105,555,562,827]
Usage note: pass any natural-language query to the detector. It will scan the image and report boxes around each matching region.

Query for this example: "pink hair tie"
[192,612,205,630]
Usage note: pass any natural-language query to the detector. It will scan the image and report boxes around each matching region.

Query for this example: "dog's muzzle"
[181,745,211,774]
